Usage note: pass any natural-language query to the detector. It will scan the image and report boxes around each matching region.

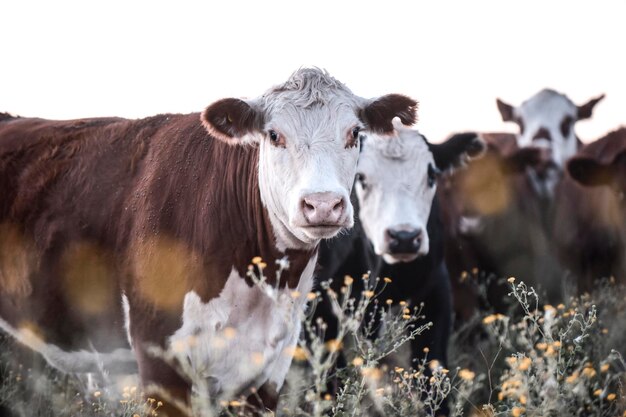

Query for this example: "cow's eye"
[268,130,285,147]
[352,126,361,139]
[427,163,440,188]
[356,173,368,189]
[560,116,574,138]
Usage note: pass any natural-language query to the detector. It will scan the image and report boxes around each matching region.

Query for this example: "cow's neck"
[192,137,316,295]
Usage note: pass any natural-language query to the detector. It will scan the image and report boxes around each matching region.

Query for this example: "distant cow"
[315,120,483,397]
[553,127,626,293]
[438,133,563,322]
[0,69,419,416]
[496,89,604,195]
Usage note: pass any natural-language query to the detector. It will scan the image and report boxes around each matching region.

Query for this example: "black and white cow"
[314,119,483,401]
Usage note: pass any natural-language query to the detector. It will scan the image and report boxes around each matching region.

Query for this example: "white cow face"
[356,120,484,264]
[497,89,604,190]
[201,68,418,250]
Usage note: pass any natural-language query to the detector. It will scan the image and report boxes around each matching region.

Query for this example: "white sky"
[2,0,624,143]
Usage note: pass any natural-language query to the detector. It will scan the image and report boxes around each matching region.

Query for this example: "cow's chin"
[382,252,420,264]
[298,225,345,240]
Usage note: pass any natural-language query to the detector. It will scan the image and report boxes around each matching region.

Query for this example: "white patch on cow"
[121,293,132,347]
[0,316,136,374]
[168,256,316,397]
[355,120,436,263]
[256,70,362,250]
[459,215,484,235]
[514,89,579,169]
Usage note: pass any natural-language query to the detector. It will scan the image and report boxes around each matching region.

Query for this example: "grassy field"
[1,273,625,417]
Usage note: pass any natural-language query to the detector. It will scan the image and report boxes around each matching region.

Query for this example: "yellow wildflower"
[251,256,262,264]
[383,277,392,283]
[352,357,364,366]
[601,363,610,373]
[344,275,354,286]
[607,393,616,401]
[325,339,343,352]
[291,346,308,361]
[511,407,524,417]
[565,372,579,384]
[507,277,516,283]
[363,290,375,298]
[517,357,532,371]
[459,369,475,381]
[582,367,596,378]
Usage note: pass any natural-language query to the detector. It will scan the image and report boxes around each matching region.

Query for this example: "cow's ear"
[429,132,485,171]
[360,94,418,134]
[567,156,613,186]
[577,94,605,120]
[496,98,515,122]
[201,98,265,145]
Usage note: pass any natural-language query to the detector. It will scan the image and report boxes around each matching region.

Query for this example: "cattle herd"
[0,68,624,416]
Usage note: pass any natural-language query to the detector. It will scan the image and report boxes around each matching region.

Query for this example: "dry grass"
[1,267,625,417]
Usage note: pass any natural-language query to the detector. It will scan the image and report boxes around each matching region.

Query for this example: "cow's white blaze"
[355,122,436,264]
[168,256,316,397]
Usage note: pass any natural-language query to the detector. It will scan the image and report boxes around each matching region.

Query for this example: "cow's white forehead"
[361,128,431,165]
[517,88,576,120]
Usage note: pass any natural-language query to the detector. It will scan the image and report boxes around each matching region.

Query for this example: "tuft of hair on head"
[361,95,418,134]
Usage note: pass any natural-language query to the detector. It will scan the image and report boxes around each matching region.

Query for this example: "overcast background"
[2,0,624,143]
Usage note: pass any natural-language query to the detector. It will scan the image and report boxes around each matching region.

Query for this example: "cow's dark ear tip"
[567,156,612,186]
[567,157,591,182]
[496,98,514,122]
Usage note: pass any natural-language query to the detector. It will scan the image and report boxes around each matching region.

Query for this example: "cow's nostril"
[300,192,346,226]
[303,201,315,212]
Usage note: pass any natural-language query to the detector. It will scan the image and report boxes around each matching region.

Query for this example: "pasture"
[1,270,625,416]
[2,2,626,416]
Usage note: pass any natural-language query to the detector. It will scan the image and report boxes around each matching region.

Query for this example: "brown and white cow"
[0,68,418,416]
[496,89,604,195]
[553,127,626,293]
